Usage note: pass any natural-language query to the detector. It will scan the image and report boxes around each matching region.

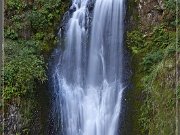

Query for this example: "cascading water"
[50,0,126,134]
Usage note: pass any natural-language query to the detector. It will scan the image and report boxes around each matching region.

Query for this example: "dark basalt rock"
[87,0,95,11]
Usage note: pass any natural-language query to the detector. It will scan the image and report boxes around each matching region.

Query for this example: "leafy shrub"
[3,40,47,100]
[127,30,145,54]
[142,50,164,72]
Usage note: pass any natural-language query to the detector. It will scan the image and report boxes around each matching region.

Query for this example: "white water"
[52,0,125,134]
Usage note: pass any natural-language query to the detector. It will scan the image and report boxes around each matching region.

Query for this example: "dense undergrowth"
[4,0,69,100]
[2,0,70,134]
[127,0,179,134]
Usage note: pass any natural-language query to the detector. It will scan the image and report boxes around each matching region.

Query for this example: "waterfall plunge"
[51,0,125,135]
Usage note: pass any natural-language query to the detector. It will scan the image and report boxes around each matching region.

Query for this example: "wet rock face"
[4,104,22,135]
[2,101,41,135]
[87,0,95,11]
[59,11,71,37]
[138,0,164,31]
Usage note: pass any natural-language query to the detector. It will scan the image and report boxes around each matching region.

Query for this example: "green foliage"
[128,26,176,72]
[151,26,169,49]
[142,50,164,71]
[164,0,176,10]
[127,25,176,135]
[5,27,18,40]
[141,26,175,72]
[28,0,64,31]
[5,0,69,53]
[127,30,145,54]
[140,59,175,135]
[4,40,46,100]
[7,0,26,10]
[3,0,70,133]
[163,0,178,28]
[4,0,70,100]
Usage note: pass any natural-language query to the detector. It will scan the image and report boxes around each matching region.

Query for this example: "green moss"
[141,58,176,135]
[127,23,176,134]
[128,53,146,135]
[127,0,139,23]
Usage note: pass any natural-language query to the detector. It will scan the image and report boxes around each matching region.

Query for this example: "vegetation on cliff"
[2,0,70,134]
[4,0,69,99]
[127,0,179,134]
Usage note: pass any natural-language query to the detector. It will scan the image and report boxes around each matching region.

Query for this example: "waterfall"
[50,0,126,134]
